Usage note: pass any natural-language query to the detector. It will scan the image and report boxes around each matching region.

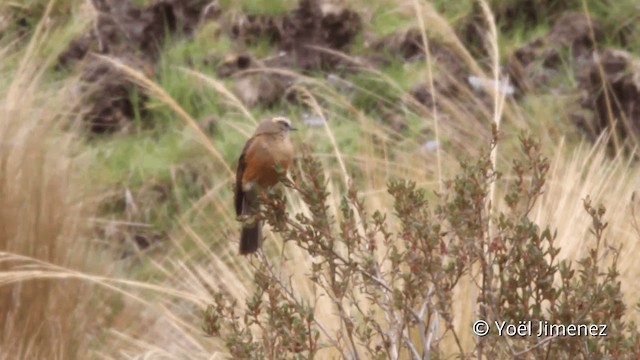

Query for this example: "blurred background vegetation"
[1,0,639,358]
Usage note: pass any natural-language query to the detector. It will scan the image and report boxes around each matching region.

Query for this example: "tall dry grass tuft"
[0,15,100,360]
[528,136,640,320]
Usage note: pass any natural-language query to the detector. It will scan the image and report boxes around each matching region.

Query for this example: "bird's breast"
[266,135,293,165]
[242,134,293,188]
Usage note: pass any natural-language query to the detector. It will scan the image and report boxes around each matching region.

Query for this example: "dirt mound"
[366,27,484,134]
[1,2,78,42]
[410,77,458,111]
[360,26,469,111]
[547,12,601,57]
[215,0,361,107]
[59,0,361,127]
[507,12,640,146]
[59,0,219,133]
[492,0,569,30]
[579,49,640,142]
[61,0,218,66]
[506,12,601,93]
[217,52,294,107]
[79,55,154,133]
[371,27,467,75]
[504,11,640,145]
[225,0,361,71]
[459,0,571,49]
[371,28,426,62]
[460,2,606,70]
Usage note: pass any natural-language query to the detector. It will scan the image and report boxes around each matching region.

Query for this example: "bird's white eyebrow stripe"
[272,116,291,126]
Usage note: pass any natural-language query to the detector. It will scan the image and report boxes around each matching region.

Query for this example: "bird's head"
[255,116,297,136]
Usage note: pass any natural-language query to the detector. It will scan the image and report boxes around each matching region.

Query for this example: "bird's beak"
[289,126,298,131]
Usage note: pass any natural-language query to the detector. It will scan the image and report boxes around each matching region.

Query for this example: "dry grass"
[530,137,640,314]
[0,14,102,360]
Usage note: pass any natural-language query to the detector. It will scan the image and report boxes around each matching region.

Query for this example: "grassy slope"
[1,0,640,358]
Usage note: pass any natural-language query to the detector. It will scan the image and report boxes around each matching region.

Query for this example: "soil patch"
[505,12,601,93]
[215,0,362,107]
[579,49,640,143]
[371,27,467,77]
[503,11,640,145]
[59,0,219,133]
[225,0,361,71]
[213,52,295,108]
[459,0,571,54]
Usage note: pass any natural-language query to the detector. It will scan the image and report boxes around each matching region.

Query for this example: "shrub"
[202,134,640,359]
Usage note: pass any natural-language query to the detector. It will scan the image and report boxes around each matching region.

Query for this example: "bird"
[235,116,296,255]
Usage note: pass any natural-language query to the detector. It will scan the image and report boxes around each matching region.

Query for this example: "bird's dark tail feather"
[239,189,261,255]
[239,220,262,255]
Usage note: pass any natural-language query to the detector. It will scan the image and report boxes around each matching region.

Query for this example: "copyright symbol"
[473,320,490,337]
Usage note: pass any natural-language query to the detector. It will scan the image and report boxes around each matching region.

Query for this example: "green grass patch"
[217,0,297,15]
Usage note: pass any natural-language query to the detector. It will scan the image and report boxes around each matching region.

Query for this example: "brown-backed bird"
[235,116,296,254]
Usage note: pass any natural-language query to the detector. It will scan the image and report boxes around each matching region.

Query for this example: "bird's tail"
[239,220,261,255]
[239,189,261,255]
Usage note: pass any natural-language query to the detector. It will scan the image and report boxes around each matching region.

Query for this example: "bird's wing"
[235,137,254,216]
